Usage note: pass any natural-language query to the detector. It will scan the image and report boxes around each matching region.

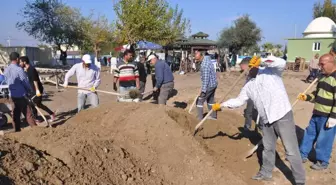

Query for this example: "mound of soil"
[6,102,249,185]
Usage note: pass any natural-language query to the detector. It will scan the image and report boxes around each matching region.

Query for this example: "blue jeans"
[77,92,99,112]
[300,115,336,166]
[118,86,139,102]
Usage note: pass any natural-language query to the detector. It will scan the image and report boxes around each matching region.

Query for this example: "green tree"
[313,0,336,22]
[81,13,115,57]
[17,0,85,54]
[218,15,262,54]
[113,0,190,45]
[262,42,274,53]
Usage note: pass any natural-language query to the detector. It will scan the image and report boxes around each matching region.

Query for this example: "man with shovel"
[147,53,174,105]
[19,56,56,122]
[239,58,259,133]
[194,50,218,120]
[212,56,305,185]
[63,54,101,112]
[113,50,140,102]
[298,53,336,171]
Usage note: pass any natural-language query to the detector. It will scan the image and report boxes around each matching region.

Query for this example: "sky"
[0,0,327,47]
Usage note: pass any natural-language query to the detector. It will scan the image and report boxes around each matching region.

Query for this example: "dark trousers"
[306,69,318,82]
[152,74,158,100]
[139,81,146,100]
[158,82,174,105]
[244,99,258,129]
[31,96,54,118]
[196,87,217,120]
[11,97,36,132]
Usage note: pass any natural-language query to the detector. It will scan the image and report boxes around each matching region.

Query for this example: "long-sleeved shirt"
[200,56,218,93]
[306,71,336,118]
[154,60,174,88]
[114,60,139,87]
[223,57,291,124]
[4,63,32,98]
[309,58,319,69]
[64,63,101,94]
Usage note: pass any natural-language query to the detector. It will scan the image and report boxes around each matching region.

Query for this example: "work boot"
[311,161,328,171]
[197,107,204,120]
[252,172,272,181]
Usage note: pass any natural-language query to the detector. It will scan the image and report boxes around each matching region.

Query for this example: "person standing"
[239,58,259,133]
[137,55,147,101]
[63,54,101,112]
[212,56,305,185]
[19,56,56,122]
[194,50,218,120]
[305,53,320,83]
[147,53,174,105]
[4,52,36,132]
[113,50,140,102]
[298,53,336,170]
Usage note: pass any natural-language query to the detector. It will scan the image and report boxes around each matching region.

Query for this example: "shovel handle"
[47,79,121,96]
[194,70,248,134]
[188,96,198,114]
[291,77,319,107]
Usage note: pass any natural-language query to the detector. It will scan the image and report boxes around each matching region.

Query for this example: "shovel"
[244,77,319,158]
[188,96,198,114]
[28,95,51,128]
[194,70,248,136]
[46,79,122,96]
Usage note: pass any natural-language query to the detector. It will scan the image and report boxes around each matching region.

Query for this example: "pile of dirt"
[0,138,71,185]
[5,102,251,185]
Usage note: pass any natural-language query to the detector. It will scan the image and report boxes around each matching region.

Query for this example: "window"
[312,42,321,51]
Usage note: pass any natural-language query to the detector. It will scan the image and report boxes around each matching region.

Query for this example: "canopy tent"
[114,41,162,52]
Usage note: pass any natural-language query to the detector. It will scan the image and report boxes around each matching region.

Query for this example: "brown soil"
[0,70,335,185]
[4,102,250,185]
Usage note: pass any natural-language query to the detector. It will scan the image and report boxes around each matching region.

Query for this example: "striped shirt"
[223,57,291,124]
[200,56,218,93]
[114,60,139,87]
[307,71,336,118]
[4,63,32,98]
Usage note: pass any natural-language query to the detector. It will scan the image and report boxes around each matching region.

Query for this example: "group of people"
[3,52,56,132]
[3,48,335,184]
[193,51,336,185]
[112,50,174,104]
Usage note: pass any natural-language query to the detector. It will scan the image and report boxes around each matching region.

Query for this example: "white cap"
[147,54,157,62]
[82,54,92,64]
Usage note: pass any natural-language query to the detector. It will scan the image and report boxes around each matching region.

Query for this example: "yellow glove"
[249,56,261,68]
[212,103,222,111]
[297,93,307,101]
[90,86,96,92]
[36,90,41,97]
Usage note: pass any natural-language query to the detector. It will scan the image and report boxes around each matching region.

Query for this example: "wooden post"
[55,72,59,90]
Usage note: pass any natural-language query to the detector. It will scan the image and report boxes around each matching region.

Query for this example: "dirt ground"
[0,67,335,185]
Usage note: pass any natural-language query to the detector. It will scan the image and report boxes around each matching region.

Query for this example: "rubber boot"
[207,104,217,119]
[197,106,204,120]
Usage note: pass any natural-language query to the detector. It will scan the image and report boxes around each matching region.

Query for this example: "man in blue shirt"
[4,52,36,132]
[148,53,174,105]
[195,51,218,120]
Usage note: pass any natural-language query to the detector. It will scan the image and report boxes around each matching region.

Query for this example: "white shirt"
[64,63,101,94]
[222,57,291,124]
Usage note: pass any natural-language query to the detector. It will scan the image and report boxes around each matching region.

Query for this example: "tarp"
[114,41,162,51]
